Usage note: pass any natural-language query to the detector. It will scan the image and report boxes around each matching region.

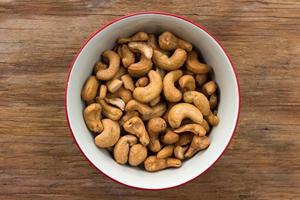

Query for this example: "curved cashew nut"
[119,111,139,126]
[163,70,183,102]
[185,136,210,158]
[123,116,150,145]
[83,103,103,133]
[152,49,187,71]
[95,119,120,148]
[113,135,138,164]
[147,34,170,55]
[195,74,208,87]
[135,76,149,87]
[128,144,148,166]
[161,130,179,145]
[168,103,203,128]
[125,99,152,117]
[157,145,174,159]
[118,45,135,68]
[209,93,218,109]
[104,98,125,111]
[174,145,188,160]
[108,86,132,103]
[128,42,153,59]
[96,50,120,80]
[186,51,210,74]
[202,81,217,96]
[99,100,123,121]
[175,133,194,146]
[133,70,163,103]
[174,124,207,136]
[81,76,99,101]
[141,101,167,121]
[118,32,149,44]
[128,55,153,77]
[158,31,192,52]
[183,91,210,116]
[179,75,196,92]
[144,156,182,172]
[147,117,167,152]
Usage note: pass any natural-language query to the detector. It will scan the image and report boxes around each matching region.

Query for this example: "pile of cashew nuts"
[81,31,219,172]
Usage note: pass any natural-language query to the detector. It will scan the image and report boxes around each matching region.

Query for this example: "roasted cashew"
[202,81,217,96]
[83,103,103,133]
[158,31,192,52]
[157,145,174,159]
[113,135,138,164]
[152,49,187,71]
[125,99,152,117]
[186,51,209,74]
[133,70,163,103]
[163,70,183,102]
[195,74,208,86]
[174,145,188,160]
[183,91,210,116]
[141,101,167,121]
[98,99,123,121]
[174,124,207,136]
[161,130,179,145]
[81,76,99,101]
[147,34,169,55]
[144,156,181,172]
[119,111,139,126]
[135,77,149,87]
[96,50,120,80]
[98,84,107,100]
[209,93,218,109]
[128,144,148,166]
[121,74,135,92]
[147,117,167,152]
[128,42,153,59]
[185,136,210,158]
[128,55,153,77]
[104,98,125,111]
[118,45,135,68]
[167,103,203,128]
[179,75,196,92]
[108,86,132,103]
[123,116,150,145]
[118,32,149,44]
[95,119,120,148]
[94,61,107,75]
[106,79,123,93]
[205,111,219,126]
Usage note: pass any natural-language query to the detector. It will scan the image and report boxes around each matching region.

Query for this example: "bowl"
[65,12,240,190]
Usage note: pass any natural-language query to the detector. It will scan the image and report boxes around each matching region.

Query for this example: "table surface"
[1,1,300,199]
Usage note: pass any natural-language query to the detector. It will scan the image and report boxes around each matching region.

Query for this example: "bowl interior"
[66,13,239,189]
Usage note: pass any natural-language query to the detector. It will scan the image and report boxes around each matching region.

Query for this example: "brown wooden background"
[1,0,300,199]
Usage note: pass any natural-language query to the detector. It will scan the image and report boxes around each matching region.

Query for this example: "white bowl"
[65,12,240,190]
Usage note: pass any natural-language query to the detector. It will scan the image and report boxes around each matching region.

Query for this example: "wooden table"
[1,1,299,199]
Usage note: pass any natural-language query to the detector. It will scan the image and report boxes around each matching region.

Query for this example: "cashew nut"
[94,61,107,75]
[98,84,107,100]
[205,111,219,126]
[161,130,179,145]
[113,135,138,164]
[183,91,210,116]
[83,103,103,133]
[152,49,187,71]
[141,101,167,121]
[209,93,218,109]
[106,79,123,93]
[185,136,210,158]
[158,32,192,52]
[174,124,207,136]
[123,116,150,145]
[202,81,217,96]
[175,133,194,146]
[174,145,188,160]
[96,50,120,80]
[118,32,149,44]
[128,55,153,77]
[118,45,135,68]
[104,98,125,111]
[135,77,149,87]
[133,70,162,103]
[125,99,152,117]
[128,42,153,59]
[144,156,181,172]
[119,111,139,126]
[108,86,132,103]
[167,103,203,128]
[95,119,120,148]
[121,74,135,92]
[195,74,207,86]
[81,76,99,101]
[147,34,169,55]
[147,117,167,152]
[163,70,183,102]
[179,75,196,92]
[98,99,123,121]
[186,51,210,74]
[128,144,148,166]
[157,145,174,159]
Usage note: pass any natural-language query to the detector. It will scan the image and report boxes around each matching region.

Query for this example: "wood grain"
[1,0,300,199]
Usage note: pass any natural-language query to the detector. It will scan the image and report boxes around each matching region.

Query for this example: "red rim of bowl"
[64,11,241,190]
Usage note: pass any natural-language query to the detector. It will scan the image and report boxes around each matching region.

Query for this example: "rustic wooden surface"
[1,0,300,199]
